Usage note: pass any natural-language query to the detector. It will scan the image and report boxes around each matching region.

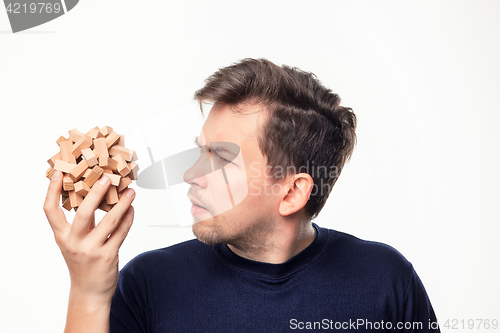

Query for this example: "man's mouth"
[189,197,206,209]
[189,197,211,217]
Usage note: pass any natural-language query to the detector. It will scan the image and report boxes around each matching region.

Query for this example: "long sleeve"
[110,271,149,333]
[398,267,440,332]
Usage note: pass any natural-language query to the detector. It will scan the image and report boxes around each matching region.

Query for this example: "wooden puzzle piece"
[81,148,98,167]
[93,138,109,168]
[56,136,67,146]
[68,128,84,142]
[106,185,119,205]
[63,175,74,191]
[117,176,132,192]
[98,200,112,212]
[103,157,118,173]
[105,132,120,148]
[69,159,89,182]
[117,134,125,147]
[47,126,137,210]
[60,140,76,164]
[128,161,139,180]
[74,181,91,197]
[103,173,121,186]
[68,190,83,207]
[99,126,113,137]
[47,152,61,168]
[62,196,72,211]
[86,127,104,139]
[46,167,55,179]
[53,160,77,173]
[112,154,131,177]
[84,165,104,187]
[72,134,93,158]
[109,146,136,162]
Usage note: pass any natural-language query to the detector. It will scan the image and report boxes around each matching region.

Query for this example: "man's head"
[184,58,356,249]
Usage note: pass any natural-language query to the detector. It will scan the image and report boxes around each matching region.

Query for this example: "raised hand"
[43,170,135,332]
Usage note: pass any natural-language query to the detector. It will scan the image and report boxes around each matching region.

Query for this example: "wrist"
[68,287,112,311]
[65,288,111,333]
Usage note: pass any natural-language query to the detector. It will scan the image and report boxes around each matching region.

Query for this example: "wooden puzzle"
[46,126,138,212]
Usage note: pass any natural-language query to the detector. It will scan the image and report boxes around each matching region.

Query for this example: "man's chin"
[192,218,227,245]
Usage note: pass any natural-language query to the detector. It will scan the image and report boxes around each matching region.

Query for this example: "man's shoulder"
[120,238,212,278]
[321,227,414,276]
[328,229,409,260]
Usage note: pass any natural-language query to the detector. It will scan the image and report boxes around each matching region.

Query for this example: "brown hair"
[194,58,357,219]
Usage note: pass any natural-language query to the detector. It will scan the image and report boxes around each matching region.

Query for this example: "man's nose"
[182,149,213,188]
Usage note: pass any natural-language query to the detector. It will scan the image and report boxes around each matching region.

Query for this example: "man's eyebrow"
[194,136,201,147]
[194,136,238,157]
[210,143,238,157]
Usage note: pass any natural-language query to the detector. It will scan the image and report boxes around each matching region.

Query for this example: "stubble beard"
[192,212,277,254]
[192,215,229,245]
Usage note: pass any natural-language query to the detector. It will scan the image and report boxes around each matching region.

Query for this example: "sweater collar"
[212,223,329,279]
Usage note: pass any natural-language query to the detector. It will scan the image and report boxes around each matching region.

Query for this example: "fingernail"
[127,206,133,214]
[126,188,135,198]
[99,176,110,185]
[51,170,61,181]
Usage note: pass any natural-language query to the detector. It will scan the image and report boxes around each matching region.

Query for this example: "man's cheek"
[209,170,235,216]
[229,180,249,207]
[225,169,249,207]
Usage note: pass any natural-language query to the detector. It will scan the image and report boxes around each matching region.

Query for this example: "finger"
[77,207,96,232]
[103,205,134,251]
[70,176,111,238]
[43,171,69,233]
[88,215,96,231]
[88,188,136,245]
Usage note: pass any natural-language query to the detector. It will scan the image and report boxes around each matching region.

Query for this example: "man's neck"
[227,220,317,264]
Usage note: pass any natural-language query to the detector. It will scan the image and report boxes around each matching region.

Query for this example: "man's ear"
[279,173,314,216]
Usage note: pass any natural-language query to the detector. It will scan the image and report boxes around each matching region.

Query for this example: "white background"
[1,0,499,332]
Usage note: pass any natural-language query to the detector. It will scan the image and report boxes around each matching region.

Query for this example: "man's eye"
[216,153,233,165]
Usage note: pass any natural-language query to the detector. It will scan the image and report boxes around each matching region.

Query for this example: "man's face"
[183,103,282,248]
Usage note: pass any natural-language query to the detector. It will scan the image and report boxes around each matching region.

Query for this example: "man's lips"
[188,197,211,217]
[189,197,207,209]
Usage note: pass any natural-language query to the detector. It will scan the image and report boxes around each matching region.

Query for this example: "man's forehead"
[198,103,265,146]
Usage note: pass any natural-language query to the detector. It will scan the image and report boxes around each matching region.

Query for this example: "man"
[44,58,439,332]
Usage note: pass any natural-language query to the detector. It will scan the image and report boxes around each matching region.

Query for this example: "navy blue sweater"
[110,225,439,332]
